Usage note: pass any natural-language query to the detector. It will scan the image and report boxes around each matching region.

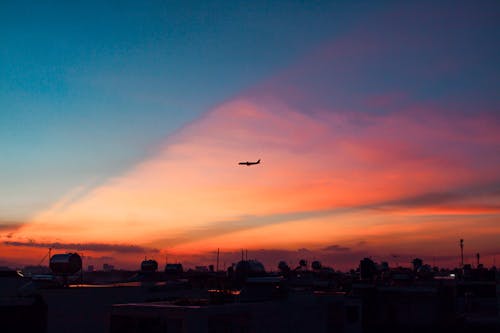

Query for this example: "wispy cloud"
[152,181,500,250]
[3,241,158,254]
[322,244,350,252]
[0,221,23,240]
[0,221,23,231]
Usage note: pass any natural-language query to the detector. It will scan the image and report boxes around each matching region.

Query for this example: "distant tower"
[476,253,480,267]
[216,248,220,272]
[311,260,322,271]
[412,258,423,272]
[359,258,376,280]
[460,239,464,267]
[278,261,290,275]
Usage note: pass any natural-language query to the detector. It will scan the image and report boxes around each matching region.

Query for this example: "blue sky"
[1,1,382,222]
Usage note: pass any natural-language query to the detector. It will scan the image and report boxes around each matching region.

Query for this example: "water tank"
[359,257,376,280]
[311,260,322,270]
[141,259,158,272]
[235,260,265,278]
[50,253,82,275]
[278,261,290,273]
[412,258,423,271]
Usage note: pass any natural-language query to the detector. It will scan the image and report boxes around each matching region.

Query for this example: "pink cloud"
[6,95,497,271]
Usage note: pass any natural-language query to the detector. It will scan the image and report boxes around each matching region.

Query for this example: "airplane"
[238,159,261,166]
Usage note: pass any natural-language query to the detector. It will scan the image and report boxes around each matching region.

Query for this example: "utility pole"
[81,252,84,284]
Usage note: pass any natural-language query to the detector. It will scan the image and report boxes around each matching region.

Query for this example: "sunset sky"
[1,1,499,270]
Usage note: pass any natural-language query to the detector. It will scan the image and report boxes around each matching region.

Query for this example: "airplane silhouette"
[238,159,261,166]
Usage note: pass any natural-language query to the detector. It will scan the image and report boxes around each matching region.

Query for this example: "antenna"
[216,248,220,272]
[38,247,52,267]
[460,239,464,267]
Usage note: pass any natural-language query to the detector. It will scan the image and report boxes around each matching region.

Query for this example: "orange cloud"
[6,98,500,268]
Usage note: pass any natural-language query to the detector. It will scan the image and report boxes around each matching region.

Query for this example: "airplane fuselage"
[238,159,260,166]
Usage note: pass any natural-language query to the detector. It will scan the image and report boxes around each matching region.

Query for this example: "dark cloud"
[3,241,158,254]
[0,221,23,231]
[374,182,500,210]
[152,183,500,249]
[384,192,461,208]
[152,209,350,248]
[321,244,350,252]
[0,221,23,240]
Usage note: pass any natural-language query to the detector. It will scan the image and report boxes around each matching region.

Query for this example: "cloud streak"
[322,245,350,252]
[152,181,500,250]
[0,221,23,231]
[3,241,158,254]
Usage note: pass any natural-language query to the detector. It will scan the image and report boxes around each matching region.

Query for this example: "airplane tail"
[257,159,261,163]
